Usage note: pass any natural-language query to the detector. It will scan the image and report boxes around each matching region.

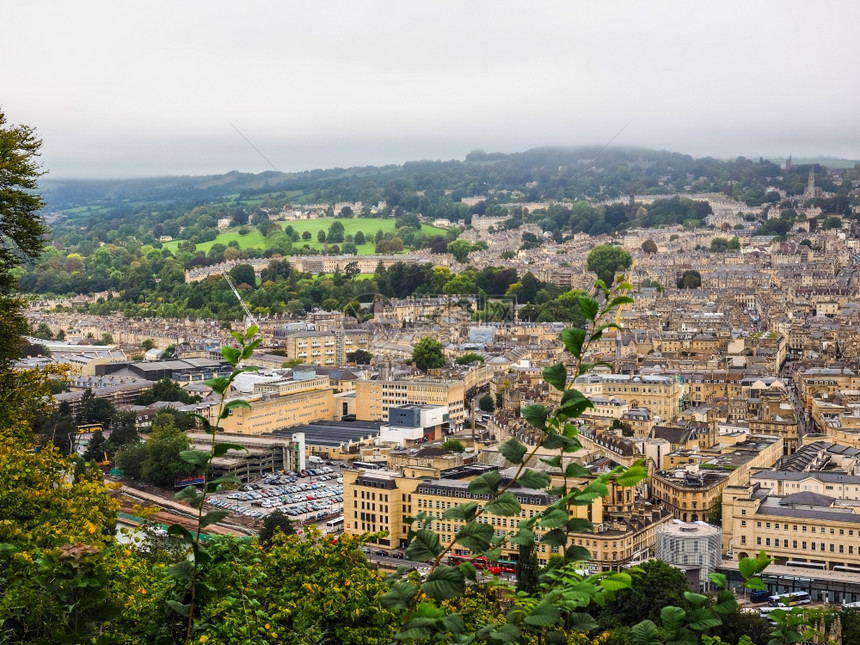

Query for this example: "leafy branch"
[384,277,651,642]
[164,325,261,644]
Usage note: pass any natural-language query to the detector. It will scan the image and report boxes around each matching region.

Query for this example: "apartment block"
[355,378,465,429]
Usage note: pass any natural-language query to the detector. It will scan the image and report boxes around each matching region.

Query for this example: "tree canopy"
[586,244,632,287]
[411,337,446,372]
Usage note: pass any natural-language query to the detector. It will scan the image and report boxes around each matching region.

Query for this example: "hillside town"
[19,174,860,611]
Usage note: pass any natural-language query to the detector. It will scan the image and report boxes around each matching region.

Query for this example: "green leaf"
[575,481,609,503]
[510,528,535,546]
[220,399,252,419]
[684,591,708,608]
[178,450,209,468]
[455,522,494,553]
[616,465,647,487]
[565,544,591,562]
[166,600,190,617]
[600,572,632,591]
[524,601,560,626]
[539,508,569,529]
[521,404,549,430]
[541,431,565,450]
[687,610,722,632]
[543,362,568,391]
[561,327,587,358]
[540,455,562,469]
[578,296,599,322]
[660,606,686,633]
[739,552,768,579]
[459,561,477,582]
[395,617,437,641]
[199,510,229,528]
[566,518,594,533]
[486,623,521,643]
[442,502,479,522]
[541,528,567,547]
[590,322,621,342]
[708,572,727,589]
[559,389,593,418]
[630,620,659,645]
[166,523,194,545]
[205,376,230,395]
[606,295,635,312]
[221,346,241,366]
[499,438,527,465]
[379,581,418,610]
[484,492,521,517]
[212,442,247,458]
[744,576,765,590]
[422,564,465,600]
[206,474,241,492]
[166,560,193,580]
[544,631,568,645]
[565,612,599,632]
[406,530,444,561]
[516,469,551,490]
[175,485,203,508]
[0,543,17,555]
[565,462,592,478]
[713,588,737,614]
[468,470,502,496]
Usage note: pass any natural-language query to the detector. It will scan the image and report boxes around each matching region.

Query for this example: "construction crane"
[223,273,259,328]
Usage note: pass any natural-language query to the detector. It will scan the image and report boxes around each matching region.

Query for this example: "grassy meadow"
[162,218,448,255]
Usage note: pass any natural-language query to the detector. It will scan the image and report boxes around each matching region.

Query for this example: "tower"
[806,167,816,198]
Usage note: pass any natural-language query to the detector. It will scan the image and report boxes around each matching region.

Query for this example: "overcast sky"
[3,1,859,179]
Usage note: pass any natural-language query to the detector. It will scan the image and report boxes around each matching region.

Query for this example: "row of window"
[754,521,855,536]
[748,536,856,555]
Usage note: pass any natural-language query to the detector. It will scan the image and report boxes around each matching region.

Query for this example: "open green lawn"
[162,218,447,255]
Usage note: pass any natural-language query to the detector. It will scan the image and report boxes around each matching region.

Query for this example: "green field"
[162,218,447,255]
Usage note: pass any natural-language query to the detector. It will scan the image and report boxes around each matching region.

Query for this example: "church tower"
[806,167,816,198]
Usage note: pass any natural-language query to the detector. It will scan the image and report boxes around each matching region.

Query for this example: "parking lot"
[204,463,344,527]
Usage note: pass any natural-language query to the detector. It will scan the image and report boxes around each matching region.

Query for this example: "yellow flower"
[264,624,271,630]
[199,637,209,643]
[271,633,278,639]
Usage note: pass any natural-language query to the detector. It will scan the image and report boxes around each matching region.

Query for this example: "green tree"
[344,261,361,280]
[138,414,198,487]
[478,394,495,413]
[75,388,116,428]
[302,230,312,240]
[109,410,140,448]
[641,239,658,254]
[0,111,47,366]
[354,230,366,245]
[83,430,107,463]
[327,220,345,243]
[678,269,702,289]
[441,439,465,453]
[317,229,326,243]
[455,353,484,365]
[586,244,632,287]
[346,349,373,365]
[447,239,473,263]
[707,493,722,526]
[516,542,540,594]
[33,322,53,340]
[594,559,689,628]
[229,263,256,289]
[411,337,446,372]
[257,509,295,546]
[136,377,202,406]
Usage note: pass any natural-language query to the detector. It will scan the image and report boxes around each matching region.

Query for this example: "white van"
[307,456,323,464]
